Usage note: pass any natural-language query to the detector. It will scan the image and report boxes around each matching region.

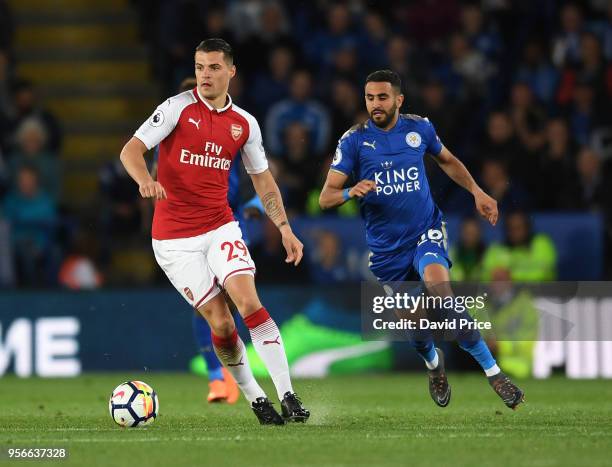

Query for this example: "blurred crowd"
[0,0,611,288]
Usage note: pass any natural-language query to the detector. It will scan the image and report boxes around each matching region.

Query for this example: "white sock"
[212,330,266,403]
[425,352,439,370]
[245,307,293,400]
[484,364,501,377]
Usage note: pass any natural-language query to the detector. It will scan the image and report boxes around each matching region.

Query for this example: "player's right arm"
[319,171,375,209]
[120,137,166,200]
[120,95,189,200]
[319,127,375,210]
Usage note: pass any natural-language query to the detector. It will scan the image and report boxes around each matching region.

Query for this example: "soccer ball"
[109,381,159,427]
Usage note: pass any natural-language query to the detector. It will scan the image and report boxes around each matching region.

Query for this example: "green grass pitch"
[1,373,611,466]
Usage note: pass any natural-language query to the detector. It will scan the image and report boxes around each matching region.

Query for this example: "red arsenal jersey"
[134,88,268,240]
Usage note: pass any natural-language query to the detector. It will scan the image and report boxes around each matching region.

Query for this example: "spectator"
[249,217,309,284]
[480,159,531,213]
[8,117,60,200]
[226,0,267,42]
[460,3,502,60]
[238,2,297,73]
[515,38,560,105]
[413,78,460,150]
[450,217,486,281]
[385,35,423,103]
[99,158,146,237]
[328,78,361,140]
[250,46,293,119]
[594,2,612,61]
[436,33,494,101]
[576,146,605,211]
[552,3,584,67]
[482,211,557,281]
[276,121,318,214]
[558,32,608,105]
[325,44,361,83]
[58,231,103,290]
[564,79,607,146]
[2,165,58,286]
[536,118,580,210]
[477,111,529,181]
[305,3,358,67]
[508,81,547,155]
[9,79,62,153]
[358,10,389,69]
[265,69,330,156]
[308,230,348,283]
[401,0,459,46]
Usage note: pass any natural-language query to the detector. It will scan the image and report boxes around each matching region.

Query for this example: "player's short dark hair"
[195,38,234,64]
[365,70,402,93]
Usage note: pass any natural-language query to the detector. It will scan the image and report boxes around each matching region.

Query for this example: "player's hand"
[139,179,167,200]
[349,179,376,198]
[474,188,498,225]
[280,225,304,266]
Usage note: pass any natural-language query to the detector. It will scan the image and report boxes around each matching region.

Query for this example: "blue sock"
[192,313,224,381]
[411,340,437,365]
[458,337,497,373]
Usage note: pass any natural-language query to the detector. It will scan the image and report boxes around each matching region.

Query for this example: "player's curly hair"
[196,38,234,64]
[365,69,402,93]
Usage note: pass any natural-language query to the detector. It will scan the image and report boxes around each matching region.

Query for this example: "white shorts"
[152,221,256,309]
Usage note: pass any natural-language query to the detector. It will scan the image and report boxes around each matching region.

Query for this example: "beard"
[370,104,397,128]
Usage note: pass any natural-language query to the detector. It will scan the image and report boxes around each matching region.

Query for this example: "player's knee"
[232,294,262,316]
[197,301,235,337]
[207,314,235,337]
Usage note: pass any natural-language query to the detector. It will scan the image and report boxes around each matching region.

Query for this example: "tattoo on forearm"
[262,191,284,223]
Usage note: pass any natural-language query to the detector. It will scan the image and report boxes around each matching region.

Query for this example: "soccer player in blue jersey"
[319,70,524,409]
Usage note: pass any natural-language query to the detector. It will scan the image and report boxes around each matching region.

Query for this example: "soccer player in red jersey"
[120,38,309,425]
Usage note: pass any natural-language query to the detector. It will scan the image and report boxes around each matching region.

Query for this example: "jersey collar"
[195,87,233,113]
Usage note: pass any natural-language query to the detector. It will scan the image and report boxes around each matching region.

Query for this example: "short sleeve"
[240,114,269,175]
[330,129,358,176]
[424,118,443,156]
[134,99,181,150]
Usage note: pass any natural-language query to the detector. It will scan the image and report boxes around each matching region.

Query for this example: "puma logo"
[188,118,201,130]
[238,258,250,265]
[227,358,244,367]
[263,336,281,346]
[362,140,376,150]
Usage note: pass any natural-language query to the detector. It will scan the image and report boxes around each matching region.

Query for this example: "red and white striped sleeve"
[233,106,269,175]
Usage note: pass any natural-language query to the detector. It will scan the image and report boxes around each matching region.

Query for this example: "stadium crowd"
[0,0,611,287]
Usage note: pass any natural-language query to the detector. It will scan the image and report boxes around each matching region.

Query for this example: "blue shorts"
[369,221,452,282]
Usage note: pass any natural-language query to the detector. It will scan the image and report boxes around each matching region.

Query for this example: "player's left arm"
[431,146,498,225]
[249,170,303,266]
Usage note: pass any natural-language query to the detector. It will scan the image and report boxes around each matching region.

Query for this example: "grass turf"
[0,373,611,467]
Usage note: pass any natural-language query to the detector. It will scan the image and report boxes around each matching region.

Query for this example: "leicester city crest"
[406,132,421,148]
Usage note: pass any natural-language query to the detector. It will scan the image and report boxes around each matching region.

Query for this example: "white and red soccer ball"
[109,381,159,427]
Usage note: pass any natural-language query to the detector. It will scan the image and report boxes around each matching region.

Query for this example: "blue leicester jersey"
[331,114,444,254]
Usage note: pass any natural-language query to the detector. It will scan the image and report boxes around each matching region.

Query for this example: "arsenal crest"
[231,123,243,141]
[183,287,194,301]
